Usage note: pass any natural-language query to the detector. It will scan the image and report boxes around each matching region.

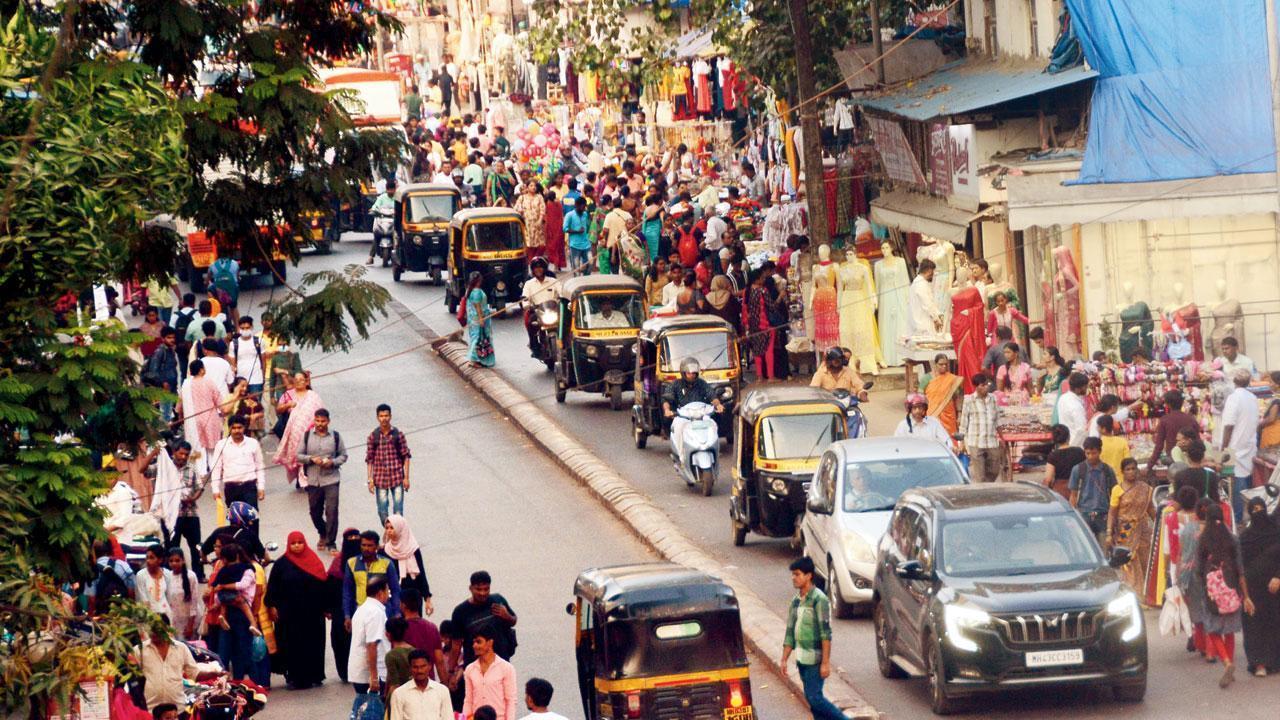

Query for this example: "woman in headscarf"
[327,527,361,682]
[1240,496,1280,676]
[273,370,323,487]
[464,272,495,368]
[382,515,433,613]
[266,531,330,689]
[704,275,741,335]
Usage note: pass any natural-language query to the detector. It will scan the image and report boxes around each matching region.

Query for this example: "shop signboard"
[948,123,978,199]
[928,122,951,196]
[867,116,925,187]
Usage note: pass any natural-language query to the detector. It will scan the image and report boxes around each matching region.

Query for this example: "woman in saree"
[1108,458,1156,597]
[266,531,330,689]
[924,354,964,438]
[273,370,323,486]
[464,272,495,368]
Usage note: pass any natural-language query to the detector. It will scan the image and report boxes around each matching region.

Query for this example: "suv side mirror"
[1108,545,1132,569]
[806,496,832,515]
[895,560,926,580]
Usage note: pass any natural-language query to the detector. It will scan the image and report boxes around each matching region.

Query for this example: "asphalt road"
[276,237,1280,719]
[207,242,805,720]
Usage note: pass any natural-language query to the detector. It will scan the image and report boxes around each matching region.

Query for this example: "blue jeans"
[1232,473,1250,523]
[217,607,253,680]
[796,662,846,720]
[569,247,591,275]
[375,485,404,525]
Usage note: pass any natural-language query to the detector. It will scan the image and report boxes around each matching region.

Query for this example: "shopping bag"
[349,692,384,720]
[1158,586,1192,636]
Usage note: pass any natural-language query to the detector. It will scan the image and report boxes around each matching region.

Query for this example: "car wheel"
[1113,679,1146,703]
[828,560,853,619]
[874,602,907,679]
[731,514,747,547]
[927,637,960,715]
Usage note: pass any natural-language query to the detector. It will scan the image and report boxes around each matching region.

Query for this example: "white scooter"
[672,401,721,496]
[832,380,874,438]
[372,205,394,267]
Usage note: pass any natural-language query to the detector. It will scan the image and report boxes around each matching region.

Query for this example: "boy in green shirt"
[383,616,414,693]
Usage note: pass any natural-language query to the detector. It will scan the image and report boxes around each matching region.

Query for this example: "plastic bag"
[350,692,384,720]
[1158,586,1192,636]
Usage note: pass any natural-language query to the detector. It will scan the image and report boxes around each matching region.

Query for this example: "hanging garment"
[692,59,712,114]
[1052,245,1082,354]
[875,257,910,367]
[812,263,840,355]
[1041,279,1057,349]
[822,167,838,241]
[1175,303,1204,361]
[720,59,736,110]
[1119,301,1154,362]
[838,262,879,375]
[951,287,987,394]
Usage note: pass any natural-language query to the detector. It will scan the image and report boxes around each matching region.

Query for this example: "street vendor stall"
[995,402,1053,481]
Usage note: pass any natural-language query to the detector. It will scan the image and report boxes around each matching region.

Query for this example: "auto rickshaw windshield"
[467,222,523,252]
[758,414,843,460]
[407,194,456,223]
[577,294,645,329]
[660,332,733,372]
[603,612,747,677]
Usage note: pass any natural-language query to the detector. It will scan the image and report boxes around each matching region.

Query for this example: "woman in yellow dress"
[1108,458,1155,596]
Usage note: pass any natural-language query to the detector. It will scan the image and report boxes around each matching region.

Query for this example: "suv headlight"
[841,530,875,566]
[1107,591,1142,642]
[943,604,990,653]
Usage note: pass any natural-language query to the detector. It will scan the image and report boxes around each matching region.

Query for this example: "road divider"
[432,335,878,719]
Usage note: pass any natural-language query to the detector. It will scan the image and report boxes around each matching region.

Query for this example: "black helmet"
[530,256,549,271]
[825,347,845,365]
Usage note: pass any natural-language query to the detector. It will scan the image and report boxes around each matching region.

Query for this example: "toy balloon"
[542,122,557,136]
[548,137,561,151]
[516,128,529,140]
[525,119,539,132]
[533,134,548,147]
[511,138,526,152]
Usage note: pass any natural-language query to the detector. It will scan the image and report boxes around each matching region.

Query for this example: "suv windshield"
[661,332,733,371]
[406,194,456,223]
[759,414,843,460]
[843,457,964,512]
[466,222,523,252]
[576,293,645,329]
[940,514,1101,577]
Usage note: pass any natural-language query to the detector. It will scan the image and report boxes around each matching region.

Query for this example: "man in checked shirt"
[367,404,413,524]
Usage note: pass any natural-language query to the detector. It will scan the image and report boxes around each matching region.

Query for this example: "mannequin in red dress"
[950,287,986,393]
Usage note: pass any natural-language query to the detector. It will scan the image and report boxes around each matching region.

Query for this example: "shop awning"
[857,60,1098,122]
[1006,171,1280,230]
[870,189,977,244]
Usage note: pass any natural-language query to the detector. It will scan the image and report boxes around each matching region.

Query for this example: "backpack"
[93,562,129,612]
[210,259,238,290]
[677,228,699,268]
[233,335,263,377]
[173,308,196,339]
[375,428,407,462]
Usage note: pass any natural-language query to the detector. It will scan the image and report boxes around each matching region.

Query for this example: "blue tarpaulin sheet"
[1066,0,1274,183]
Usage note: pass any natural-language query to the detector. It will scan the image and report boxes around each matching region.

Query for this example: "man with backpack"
[88,539,135,615]
[297,408,348,552]
[366,404,412,525]
[207,252,240,324]
[230,316,266,398]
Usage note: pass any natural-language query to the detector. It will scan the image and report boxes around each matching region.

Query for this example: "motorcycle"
[372,205,394,267]
[532,299,558,372]
[832,380,874,438]
[671,401,722,496]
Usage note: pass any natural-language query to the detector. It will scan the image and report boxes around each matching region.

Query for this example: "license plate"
[724,708,754,720]
[1025,648,1084,668]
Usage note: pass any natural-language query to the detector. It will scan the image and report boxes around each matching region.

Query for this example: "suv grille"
[991,609,1103,646]
[650,685,723,720]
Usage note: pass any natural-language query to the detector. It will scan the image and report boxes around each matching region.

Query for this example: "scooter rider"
[366,179,397,265]
[663,358,724,465]
[811,347,868,400]
[521,257,557,353]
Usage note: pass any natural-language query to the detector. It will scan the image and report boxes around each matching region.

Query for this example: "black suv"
[872,483,1147,715]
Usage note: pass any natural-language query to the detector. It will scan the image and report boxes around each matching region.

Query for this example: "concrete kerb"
[432,337,879,720]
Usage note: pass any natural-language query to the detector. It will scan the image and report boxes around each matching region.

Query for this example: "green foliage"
[528,0,679,95]
[267,264,393,354]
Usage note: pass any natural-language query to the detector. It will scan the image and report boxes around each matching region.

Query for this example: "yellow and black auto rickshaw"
[729,387,847,547]
[444,208,527,315]
[392,183,459,284]
[554,275,646,410]
[631,315,741,449]
[568,563,756,720]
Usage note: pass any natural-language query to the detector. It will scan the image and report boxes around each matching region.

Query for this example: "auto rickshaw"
[568,563,756,720]
[554,275,646,410]
[392,183,459,284]
[729,387,847,547]
[631,315,741,449]
[444,208,528,315]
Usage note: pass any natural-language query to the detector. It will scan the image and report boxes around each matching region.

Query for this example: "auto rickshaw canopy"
[574,563,739,621]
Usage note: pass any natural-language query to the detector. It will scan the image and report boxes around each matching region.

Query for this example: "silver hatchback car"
[800,437,968,617]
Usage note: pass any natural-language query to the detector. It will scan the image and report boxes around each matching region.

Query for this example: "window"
[654,621,702,640]
[891,508,921,559]
[405,194,456,223]
[841,457,965,513]
[757,414,843,460]
[808,453,837,513]
[939,514,1102,577]
[466,222,523,252]
[576,293,645,329]
[660,332,733,371]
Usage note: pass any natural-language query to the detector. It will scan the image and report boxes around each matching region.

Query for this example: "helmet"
[824,347,845,365]
[905,392,928,411]
[529,256,549,271]
[679,357,701,376]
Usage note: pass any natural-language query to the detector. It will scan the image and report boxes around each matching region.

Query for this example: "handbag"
[474,331,494,360]
[250,634,267,662]
[271,410,290,440]
[1205,566,1242,615]
[349,692,384,720]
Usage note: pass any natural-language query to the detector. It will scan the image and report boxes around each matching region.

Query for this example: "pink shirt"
[462,656,517,720]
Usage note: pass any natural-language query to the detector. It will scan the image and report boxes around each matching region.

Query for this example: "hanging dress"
[837,262,878,375]
[812,263,840,355]
[875,257,910,367]
[950,287,986,394]
[1052,245,1081,354]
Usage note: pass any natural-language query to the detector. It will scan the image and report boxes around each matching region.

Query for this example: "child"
[383,617,414,692]
[1097,414,1130,479]
[209,544,260,636]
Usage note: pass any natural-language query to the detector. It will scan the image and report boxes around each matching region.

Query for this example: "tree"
[528,0,678,96]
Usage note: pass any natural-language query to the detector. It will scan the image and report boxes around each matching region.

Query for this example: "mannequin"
[1209,278,1245,354]
[875,242,910,367]
[983,261,1019,310]
[916,238,955,325]
[1051,244,1081,354]
[1118,280,1154,362]
[838,252,879,375]
[810,244,840,356]
[1170,282,1204,361]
